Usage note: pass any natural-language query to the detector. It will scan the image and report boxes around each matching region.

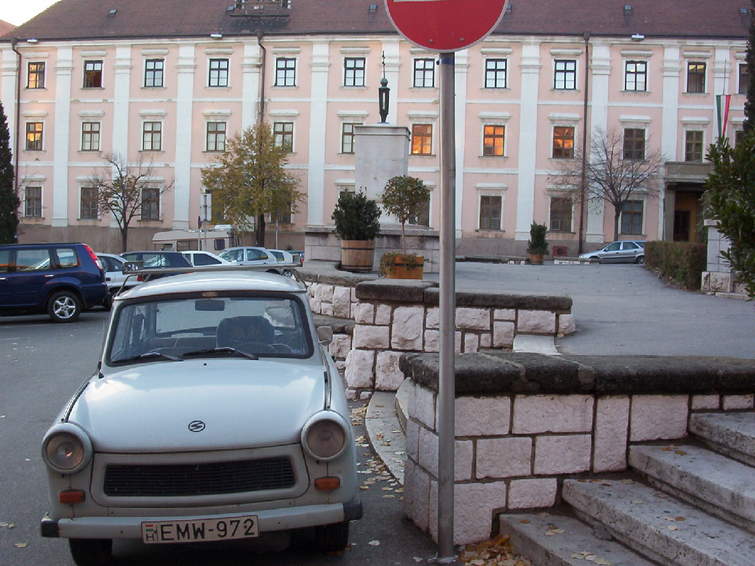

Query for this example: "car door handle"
[44,274,55,278]
[0,277,6,281]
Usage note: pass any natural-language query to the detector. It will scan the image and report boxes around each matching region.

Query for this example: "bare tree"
[88,154,173,252]
[552,129,663,241]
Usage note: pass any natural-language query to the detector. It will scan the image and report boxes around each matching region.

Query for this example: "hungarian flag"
[716,94,732,139]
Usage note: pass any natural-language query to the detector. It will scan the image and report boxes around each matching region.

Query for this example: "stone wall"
[398,352,755,545]
[301,270,575,399]
[701,220,747,298]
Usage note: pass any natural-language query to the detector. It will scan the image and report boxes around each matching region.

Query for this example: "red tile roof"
[0,19,15,37]
[0,0,750,42]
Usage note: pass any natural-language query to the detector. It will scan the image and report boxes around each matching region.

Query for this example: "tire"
[68,539,113,566]
[315,521,350,552]
[636,255,645,264]
[48,290,82,323]
[102,293,113,311]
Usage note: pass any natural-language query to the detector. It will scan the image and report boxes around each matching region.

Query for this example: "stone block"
[456,440,474,481]
[320,284,334,303]
[480,333,491,348]
[435,482,507,545]
[425,307,439,329]
[332,286,351,318]
[375,350,405,391]
[455,331,462,353]
[350,288,358,303]
[558,314,576,336]
[534,435,592,474]
[328,334,352,360]
[508,478,558,509]
[345,388,358,400]
[309,297,322,314]
[392,306,424,350]
[424,330,439,352]
[320,302,334,317]
[419,426,439,476]
[406,419,420,460]
[464,333,479,353]
[375,304,392,325]
[630,395,688,441]
[692,394,720,410]
[456,396,511,436]
[344,349,374,389]
[594,396,630,472]
[723,394,754,410]
[359,391,372,400]
[493,321,515,348]
[494,308,516,321]
[405,461,431,531]
[353,324,390,349]
[517,310,556,334]
[477,437,532,478]
[513,395,594,434]
[354,303,374,324]
[412,385,436,430]
[456,307,491,331]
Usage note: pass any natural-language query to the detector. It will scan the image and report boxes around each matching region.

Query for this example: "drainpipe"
[10,38,22,201]
[257,32,266,125]
[578,32,591,255]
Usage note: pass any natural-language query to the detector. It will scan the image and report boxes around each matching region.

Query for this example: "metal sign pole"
[437,50,457,564]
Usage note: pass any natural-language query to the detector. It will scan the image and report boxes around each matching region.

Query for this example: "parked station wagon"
[40,270,361,565]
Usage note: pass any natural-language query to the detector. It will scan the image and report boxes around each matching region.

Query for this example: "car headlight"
[301,412,349,461]
[42,423,93,474]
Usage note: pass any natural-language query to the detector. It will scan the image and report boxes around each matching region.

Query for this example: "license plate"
[141,515,259,544]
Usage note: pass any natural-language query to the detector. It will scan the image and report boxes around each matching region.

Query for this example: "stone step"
[629,444,755,533]
[562,478,755,566]
[499,512,656,566]
[689,412,755,467]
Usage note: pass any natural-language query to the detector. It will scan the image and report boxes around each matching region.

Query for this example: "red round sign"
[385,0,508,52]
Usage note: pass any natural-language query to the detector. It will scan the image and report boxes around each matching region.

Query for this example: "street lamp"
[378,51,390,123]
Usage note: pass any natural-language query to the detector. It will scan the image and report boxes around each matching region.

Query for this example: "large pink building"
[0,0,750,254]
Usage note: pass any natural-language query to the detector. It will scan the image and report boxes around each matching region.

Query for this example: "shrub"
[645,241,706,290]
[381,175,431,254]
[331,190,381,240]
[527,223,549,255]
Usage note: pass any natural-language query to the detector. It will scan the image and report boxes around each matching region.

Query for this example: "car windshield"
[108,294,312,365]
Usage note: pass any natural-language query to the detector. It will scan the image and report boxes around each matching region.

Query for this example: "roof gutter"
[10,38,21,200]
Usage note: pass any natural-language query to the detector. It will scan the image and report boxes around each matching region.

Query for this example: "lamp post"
[379,51,390,123]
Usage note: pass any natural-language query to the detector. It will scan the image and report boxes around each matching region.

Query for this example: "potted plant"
[331,189,381,272]
[380,175,431,279]
[527,222,549,265]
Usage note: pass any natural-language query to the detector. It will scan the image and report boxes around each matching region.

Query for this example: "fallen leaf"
[674,516,686,522]
[667,525,680,531]
[675,450,688,456]
[14,542,28,548]
[368,539,381,546]
[519,519,530,524]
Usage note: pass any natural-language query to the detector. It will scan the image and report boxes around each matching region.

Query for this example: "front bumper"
[41,499,362,539]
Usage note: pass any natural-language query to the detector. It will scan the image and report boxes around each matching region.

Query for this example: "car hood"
[68,359,325,452]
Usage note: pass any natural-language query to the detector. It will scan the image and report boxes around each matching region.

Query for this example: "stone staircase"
[499,412,755,566]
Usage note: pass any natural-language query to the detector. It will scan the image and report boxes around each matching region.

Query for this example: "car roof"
[120,270,305,300]
[122,250,184,255]
[0,242,87,248]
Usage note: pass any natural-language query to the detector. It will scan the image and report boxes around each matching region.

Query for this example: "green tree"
[704,133,755,298]
[744,0,754,132]
[380,175,430,254]
[0,102,19,243]
[201,123,303,247]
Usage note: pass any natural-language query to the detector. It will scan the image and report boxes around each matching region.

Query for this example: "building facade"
[0,0,750,254]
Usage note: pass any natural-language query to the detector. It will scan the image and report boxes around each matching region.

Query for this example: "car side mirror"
[316,326,333,346]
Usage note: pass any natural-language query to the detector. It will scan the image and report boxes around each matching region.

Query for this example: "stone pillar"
[586,42,610,243]
[173,44,196,230]
[306,41,330,226]
[1,47,18,157]
[241,42,262,129]
[52,47,73,227]
[514,41,540,240]
[660,46,681,240]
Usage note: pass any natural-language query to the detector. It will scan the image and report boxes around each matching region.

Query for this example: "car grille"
[103,457,296,497]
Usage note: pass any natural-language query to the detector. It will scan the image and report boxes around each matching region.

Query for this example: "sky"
[0,0,59,26]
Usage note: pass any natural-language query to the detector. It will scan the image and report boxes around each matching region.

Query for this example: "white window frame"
[208,57,230,88]
[340,121,362,154]
[273,121,295,152]
[24,120,46,152]
[143,58,166,88]
[483,58,508,89]
[26,60,46,89]
[547,195,575,233]
[623,59,648,92]
[412,57,436,88]
[22,185,44,218]
[476,191,504,231]
[737,62,748,96]
[274,57,297,87]
[82,59,104,89]
[205,120,227,152]
[684,60,707,94]
[553,59,578,90]
[140,187,162,222]
[409,122,434,156]
[550,123,578,159]
[80,120,101,152]
[79,185,100,220]
[481,123,507,157]
[683,128,706,162]
[622,127,647,161]
[141,120,164,152]
[619,198,646,236]
[343,56,366,88]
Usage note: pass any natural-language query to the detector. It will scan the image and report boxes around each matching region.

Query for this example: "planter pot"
[528,253,544,265]
[340,240,375,272]
[384,254,424,279]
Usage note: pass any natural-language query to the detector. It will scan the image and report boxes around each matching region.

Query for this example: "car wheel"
[636,255,644,264]
[102,294,113,311]
[48,291,82,323]
[315,521,350,553]
[68,539,113,566]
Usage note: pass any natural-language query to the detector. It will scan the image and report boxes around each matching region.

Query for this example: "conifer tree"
[0,101,19,243]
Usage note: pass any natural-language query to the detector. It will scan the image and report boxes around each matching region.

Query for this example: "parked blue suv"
[0,243,107,322]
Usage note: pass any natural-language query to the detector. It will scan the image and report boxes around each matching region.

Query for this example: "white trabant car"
[40,270,361,565]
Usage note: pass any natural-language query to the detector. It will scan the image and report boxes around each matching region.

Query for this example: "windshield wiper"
[115,351,184,364]
[182,347,259,360]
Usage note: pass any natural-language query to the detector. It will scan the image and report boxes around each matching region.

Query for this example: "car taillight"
[83,244,104,272]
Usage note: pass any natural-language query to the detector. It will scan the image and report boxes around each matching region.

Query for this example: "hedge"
[644,241,706,290]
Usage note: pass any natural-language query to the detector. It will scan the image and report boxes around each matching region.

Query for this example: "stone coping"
[313,314,355,335]
[298,266,378,287]
[398,352,755,395]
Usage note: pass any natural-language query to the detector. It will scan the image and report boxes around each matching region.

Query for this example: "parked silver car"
[40,270,361,565]
[579,240,646,263]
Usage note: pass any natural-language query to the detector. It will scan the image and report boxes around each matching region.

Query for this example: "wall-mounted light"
[209,33,223,40]
[27,38,39,44]
[631,33,645,41]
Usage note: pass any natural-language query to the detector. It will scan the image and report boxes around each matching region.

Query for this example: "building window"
[482,125,505,156]
[624,60,647,92]
[275,57,296,87]
[554,59,577,90]
[411,124,432,155]
[81,122,100,151]
[623,128,645,161]
[142,121,162,151]
[141,188,160,221]
[413,58,435,88]
[25,122,43,151]
[341,122,361,154]
[621,200,643,235]
[83,60,103,88]
[485,58,507,89]
[144,59,164,87]
[24,186,42,217]
[552,126,575,159]
[686,62,706,93]
[409,198,431,227]
[273,121,294,152]
[273,200,293,225]
[80,187,98,219]
[479,195,502,230]
[344,57,365,87]
[735,130,745,147]
[206,121,226,152]
[549,197,572,232]
[685,130,704,162]
[208,58,229,87]
[739,63,749,96]
[27,62,45,89]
